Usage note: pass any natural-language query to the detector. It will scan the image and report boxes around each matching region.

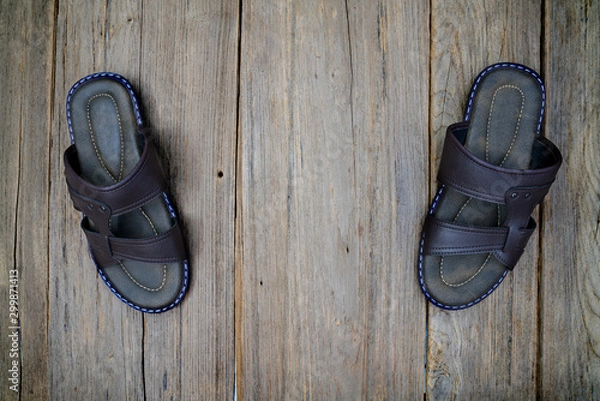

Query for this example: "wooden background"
[1,0,598,399]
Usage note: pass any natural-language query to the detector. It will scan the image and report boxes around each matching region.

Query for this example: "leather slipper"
[418,63,562,310]
[64,72,189,313]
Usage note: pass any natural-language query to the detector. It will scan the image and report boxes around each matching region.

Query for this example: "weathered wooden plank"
[0,1,55,400]
[539,0,600,398]
[427,1,543,399]
[237,1,359,398]
[238,2,354,396]
[346,0,429,398]
[139,1,238,399]
[238,0,428,398]
[0,4,24,399]
[49,1,145,399]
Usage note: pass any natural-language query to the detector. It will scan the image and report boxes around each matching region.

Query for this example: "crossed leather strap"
[423,122,562,270]
[63,131,186,268]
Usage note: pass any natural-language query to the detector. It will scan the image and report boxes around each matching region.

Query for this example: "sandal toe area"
[422,254,507,309]
[101,260,186,310]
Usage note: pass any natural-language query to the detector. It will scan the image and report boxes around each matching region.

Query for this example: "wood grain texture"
[346,0,429,398]
[237,0,428,398]
[428,1,543,399]
[0,1,55,400]
[539,0,600,398]
[139,1,238,399]
[238,2,359,397]
[1,0,599,399]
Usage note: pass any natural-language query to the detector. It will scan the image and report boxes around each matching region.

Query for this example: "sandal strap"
[424,122,563,269]
[81,218,186,267]
[423,215,510,254]
[64,131,167,220]
[437,122,562,204]
[64,130,186,268]
[423,215,536,270]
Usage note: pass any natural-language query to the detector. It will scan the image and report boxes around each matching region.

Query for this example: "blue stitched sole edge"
[67,72,190,313]
[417,62,544,310]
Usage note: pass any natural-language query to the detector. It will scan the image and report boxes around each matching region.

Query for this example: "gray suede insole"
[425,67,543,306]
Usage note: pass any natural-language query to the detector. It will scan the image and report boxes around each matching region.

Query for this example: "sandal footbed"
[68,76,186,310]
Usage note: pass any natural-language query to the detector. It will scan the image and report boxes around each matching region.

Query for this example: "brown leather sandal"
[64,73,189,313]
[418,63,562,310]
